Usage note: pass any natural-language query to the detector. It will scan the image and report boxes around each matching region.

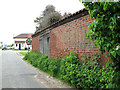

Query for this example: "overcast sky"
[0,0,84,45]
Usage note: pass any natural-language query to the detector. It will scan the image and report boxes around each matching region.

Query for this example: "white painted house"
[13,33,33,50]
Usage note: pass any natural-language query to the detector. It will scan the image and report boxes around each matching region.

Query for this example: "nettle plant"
[82,1,120,68]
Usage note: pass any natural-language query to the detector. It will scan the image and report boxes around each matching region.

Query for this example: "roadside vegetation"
[19,51,28,56]
[22,1,120,89]
[23,51,120,88]
[83,2,120,70]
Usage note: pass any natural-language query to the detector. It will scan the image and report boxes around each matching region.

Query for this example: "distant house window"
[22,44,24,47]
[16,44,17,47]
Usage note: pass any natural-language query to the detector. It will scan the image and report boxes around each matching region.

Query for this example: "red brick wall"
[32,13,109,66]
[50,14,99,59]
[32,35,40,52]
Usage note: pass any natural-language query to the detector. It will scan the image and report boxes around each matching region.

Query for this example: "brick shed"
[32,8,109,65]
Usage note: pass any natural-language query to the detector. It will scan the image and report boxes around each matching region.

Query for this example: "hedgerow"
[23,51,120,88]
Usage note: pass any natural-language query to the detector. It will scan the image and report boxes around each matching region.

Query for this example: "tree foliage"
[34,5,62,31]
[82,1,120,68]
[62,12,72,18]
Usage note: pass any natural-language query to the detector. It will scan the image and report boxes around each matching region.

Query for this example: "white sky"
[0,0,84,45]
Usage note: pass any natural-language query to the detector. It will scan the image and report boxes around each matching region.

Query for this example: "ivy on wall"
[81,1,120,68]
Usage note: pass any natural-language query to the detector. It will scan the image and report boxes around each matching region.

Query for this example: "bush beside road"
[19,51,72,88]
[20,51,120,88]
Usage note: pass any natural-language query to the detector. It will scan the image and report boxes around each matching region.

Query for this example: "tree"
[81,1,120,69]
[43,5,55,16]
[34,5,62,31]
[62,12,71,18]
[47,12,62,25]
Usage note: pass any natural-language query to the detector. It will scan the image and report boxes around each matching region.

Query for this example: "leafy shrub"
[23,53,29,60]
[60,52,120,88]
[48,57,61,77]
[23,51,42,67]
[37,55,49,71]
[60,51,81,87]
[23,51,120,88]
[37,56,61,77]
[23,51,61,77]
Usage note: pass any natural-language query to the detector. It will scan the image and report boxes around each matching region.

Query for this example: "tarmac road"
[0,49,2,89]
[2,50,47,88]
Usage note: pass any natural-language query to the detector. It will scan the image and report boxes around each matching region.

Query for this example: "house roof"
[13,33,33,38]
[32,8,88,37]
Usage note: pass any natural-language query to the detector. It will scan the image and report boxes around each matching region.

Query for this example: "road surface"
[2,50,47,88]
[0,49,2,89]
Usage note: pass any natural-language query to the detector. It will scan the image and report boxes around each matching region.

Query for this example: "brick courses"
[32,9,109,65]
[32,35,40,51]
[50,14,99,59]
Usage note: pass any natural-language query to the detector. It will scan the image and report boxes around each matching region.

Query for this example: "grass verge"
[19,51,28,56]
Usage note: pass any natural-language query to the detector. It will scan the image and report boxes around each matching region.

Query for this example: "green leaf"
[111,51,116,58]
[85,34,88,38]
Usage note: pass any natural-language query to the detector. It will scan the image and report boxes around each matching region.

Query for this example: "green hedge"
[23,51,120,88]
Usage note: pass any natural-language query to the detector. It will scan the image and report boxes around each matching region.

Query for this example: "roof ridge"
[13,33,33,38]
